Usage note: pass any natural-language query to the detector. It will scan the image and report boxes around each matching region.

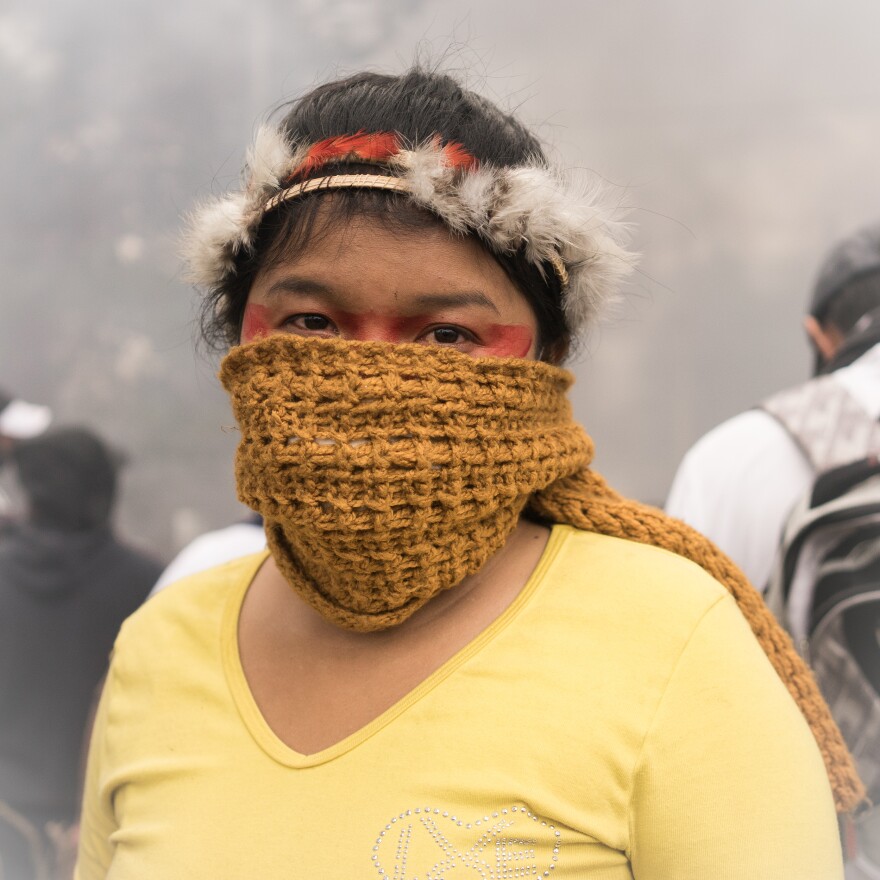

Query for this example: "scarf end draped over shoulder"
[528,468,867,815]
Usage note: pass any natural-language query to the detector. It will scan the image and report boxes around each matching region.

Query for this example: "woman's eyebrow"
[265,277,334,298]
[264,280,503,317]
[411,291,501,316]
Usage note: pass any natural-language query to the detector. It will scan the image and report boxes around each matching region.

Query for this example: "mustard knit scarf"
[221,334,865,813]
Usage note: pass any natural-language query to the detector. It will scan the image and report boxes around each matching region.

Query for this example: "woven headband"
[181,126,635,333]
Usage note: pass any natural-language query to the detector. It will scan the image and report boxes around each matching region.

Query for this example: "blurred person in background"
[0,427,161,880]
[666,223,880,877]
[77,68,858,878]
[667,223,880,590]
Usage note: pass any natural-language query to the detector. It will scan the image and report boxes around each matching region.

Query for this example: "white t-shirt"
[666,343,880,591]
[149,521,266,595]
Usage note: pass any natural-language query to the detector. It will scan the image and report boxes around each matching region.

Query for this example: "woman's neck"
[237,518,553,754]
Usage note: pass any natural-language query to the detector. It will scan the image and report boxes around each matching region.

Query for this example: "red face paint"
[241,303,274,342]
[321,311,533,356]
[480,324,533,358]
[328,310,411,343]
[242,302,533,359]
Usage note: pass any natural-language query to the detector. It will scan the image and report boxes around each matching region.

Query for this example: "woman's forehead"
[254,211,526,311]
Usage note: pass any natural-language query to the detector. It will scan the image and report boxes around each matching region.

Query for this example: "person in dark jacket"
[0,426,161,879]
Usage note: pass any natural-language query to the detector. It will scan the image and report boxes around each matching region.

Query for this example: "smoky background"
[1,0,878,561]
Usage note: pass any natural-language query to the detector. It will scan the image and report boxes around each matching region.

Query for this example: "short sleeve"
[629,595,843,880]
[665,411,813,589]
[74,660,119,880]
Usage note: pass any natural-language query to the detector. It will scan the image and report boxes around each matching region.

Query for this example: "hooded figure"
[0,427,161,878]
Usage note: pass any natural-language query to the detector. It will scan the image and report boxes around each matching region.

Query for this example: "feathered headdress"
[181,125,635,334]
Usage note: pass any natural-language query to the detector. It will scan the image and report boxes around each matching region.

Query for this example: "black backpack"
[763,377,880,802]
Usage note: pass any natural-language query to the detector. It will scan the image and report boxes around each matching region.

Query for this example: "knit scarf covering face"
[220,333,866,814]
[219,334,593,631]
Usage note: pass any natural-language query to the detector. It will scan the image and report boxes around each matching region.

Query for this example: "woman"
[76,69,860,879]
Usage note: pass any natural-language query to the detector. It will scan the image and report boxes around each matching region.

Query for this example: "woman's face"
[241,213,540,359]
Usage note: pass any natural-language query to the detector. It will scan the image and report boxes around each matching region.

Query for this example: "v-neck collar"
[221,525,570,768]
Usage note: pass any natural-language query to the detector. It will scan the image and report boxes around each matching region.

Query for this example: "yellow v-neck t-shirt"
[75,525,842,879]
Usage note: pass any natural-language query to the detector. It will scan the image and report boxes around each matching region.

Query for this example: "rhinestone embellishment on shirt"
[371,804,562,879]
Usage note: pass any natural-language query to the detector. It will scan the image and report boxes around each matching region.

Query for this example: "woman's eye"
[301,314,330,330]
[284,314,334,333]
[430,326,468,345]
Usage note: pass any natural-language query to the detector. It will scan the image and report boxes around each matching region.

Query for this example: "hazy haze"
[2,0,879,559]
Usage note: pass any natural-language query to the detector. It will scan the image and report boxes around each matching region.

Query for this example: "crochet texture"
[220,334,865,813]
[222,335,593,628]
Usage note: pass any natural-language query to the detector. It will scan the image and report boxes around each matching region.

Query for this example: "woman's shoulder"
[113,551,268,665]
[514,526,742,702]
[549,523,730,622]
[536,524,750,686]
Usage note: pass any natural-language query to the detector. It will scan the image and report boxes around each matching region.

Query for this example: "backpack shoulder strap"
[761,376,880,472]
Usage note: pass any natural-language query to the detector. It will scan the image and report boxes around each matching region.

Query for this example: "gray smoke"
[2,0,879,557]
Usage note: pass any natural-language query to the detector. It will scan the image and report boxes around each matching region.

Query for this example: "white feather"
[181,126,638,334]
[180,194,250,287]
[245,125,295,193]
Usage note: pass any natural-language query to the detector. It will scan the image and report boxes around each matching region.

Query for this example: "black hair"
[816,270,880,336]
[200,69,571,363]
[11,427,118,531]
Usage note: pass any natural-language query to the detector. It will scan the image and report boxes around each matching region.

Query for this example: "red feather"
[286,132,401,182]
[440,140,479,171]
[285,131,479,182]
